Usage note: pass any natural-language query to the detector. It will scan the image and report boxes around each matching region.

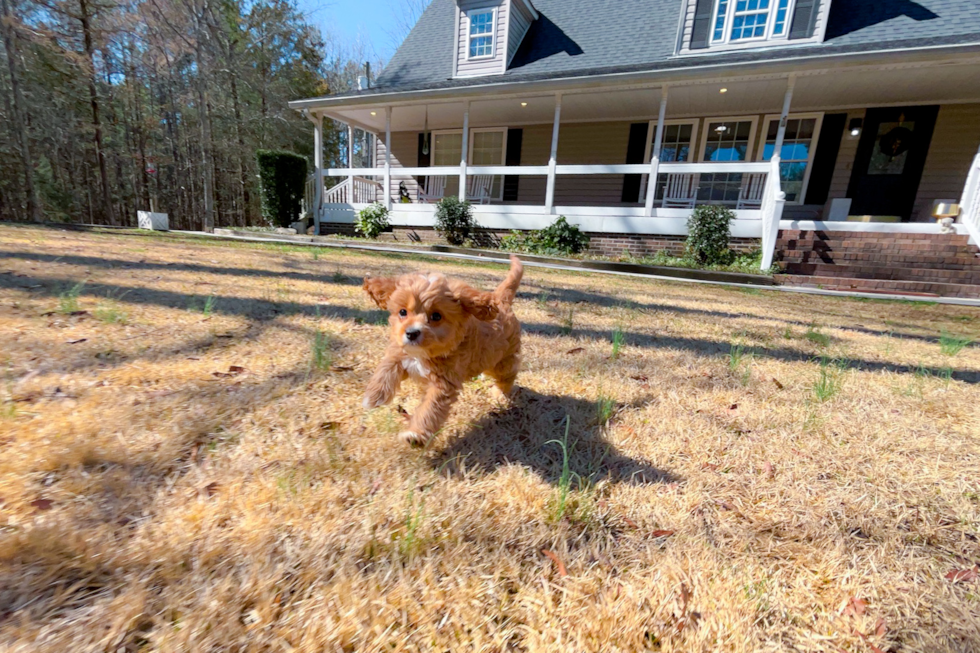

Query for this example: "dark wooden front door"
[847,106,939,220]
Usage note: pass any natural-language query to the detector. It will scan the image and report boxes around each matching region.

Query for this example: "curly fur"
[362,256,524,446]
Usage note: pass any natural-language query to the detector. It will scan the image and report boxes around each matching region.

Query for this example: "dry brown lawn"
[1,223,979,653]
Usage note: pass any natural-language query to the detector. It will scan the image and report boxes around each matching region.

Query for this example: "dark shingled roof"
[364,0,980,96]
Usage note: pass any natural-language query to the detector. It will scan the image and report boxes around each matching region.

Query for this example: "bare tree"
[385,0,429,54]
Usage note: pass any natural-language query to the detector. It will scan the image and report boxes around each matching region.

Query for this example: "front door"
[847,106,938,220]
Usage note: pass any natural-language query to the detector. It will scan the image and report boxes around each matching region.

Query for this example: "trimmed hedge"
[256,150,307,228]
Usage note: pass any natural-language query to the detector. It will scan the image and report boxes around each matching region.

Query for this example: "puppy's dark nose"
[405,327,421,342]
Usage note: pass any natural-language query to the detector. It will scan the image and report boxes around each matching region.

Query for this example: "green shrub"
[355,203,390,239]
[686,205,735,265]
[500,216,590,256]
[256,150,308,228]
[434,196,475,245]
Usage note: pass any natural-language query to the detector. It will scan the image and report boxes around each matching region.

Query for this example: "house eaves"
[289,34,980,111]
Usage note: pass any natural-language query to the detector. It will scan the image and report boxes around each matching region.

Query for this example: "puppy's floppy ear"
[363,275,397,310]
[456,285,498,321]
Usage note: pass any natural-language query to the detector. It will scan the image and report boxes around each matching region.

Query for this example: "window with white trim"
[697,117,758,204]
[643,120,699,203]
[758,113,823,204]
[712,0,795,44]
[468,10,495,59]
[430,128,507,200]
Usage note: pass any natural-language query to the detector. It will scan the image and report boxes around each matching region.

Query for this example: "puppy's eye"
[430,312,442,322]
[398,309,407,317]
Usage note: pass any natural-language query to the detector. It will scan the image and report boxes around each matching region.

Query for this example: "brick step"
[775,274,980,299]
[778,251,980,269]
[781,263,980,284]
[779,231,974,247]
[777,239,980,256]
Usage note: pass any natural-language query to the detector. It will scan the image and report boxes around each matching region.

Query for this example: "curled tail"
[493,255,523,309]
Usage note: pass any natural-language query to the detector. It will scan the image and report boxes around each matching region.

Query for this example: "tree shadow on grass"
[433,388,678,487]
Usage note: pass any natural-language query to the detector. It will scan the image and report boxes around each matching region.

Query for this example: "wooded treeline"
[0,0,372,229]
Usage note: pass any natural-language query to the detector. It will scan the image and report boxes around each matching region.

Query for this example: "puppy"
[362,255,524,446]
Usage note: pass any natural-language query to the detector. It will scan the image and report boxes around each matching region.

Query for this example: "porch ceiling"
[322,60,980,133]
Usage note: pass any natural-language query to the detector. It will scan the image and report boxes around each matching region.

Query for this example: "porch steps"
[775,230,980,299]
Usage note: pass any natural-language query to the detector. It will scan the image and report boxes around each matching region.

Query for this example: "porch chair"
[418,176,447,203]
[736,173,766,210]
[661,174,699,209]
[467,175,493,204]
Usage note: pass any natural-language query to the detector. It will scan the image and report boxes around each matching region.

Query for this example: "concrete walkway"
[183,230,980,308]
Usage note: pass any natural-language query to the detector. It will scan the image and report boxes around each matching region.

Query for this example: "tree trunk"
[229,70,250,226]
[78,0,115,225]
[1,0,41,222]
[194,38,214,232]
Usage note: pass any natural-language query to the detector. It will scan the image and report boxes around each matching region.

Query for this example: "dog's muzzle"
[404,327,422,344]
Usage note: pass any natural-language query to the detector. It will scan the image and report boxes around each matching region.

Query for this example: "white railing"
[317,161,779,270]
[959,151,980,246]
[759,157,787,271]
[324,176,383,204]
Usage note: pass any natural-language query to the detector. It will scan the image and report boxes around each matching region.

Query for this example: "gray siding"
[827,109,866,204]
[680,0,831,53]
[376,133,420,202]
[507,0,534,65]
[455,0,507,78]
[913,103,980,222]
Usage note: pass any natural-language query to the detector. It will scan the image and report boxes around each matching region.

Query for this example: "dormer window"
[468,10,495,59]
[712,0,794,44]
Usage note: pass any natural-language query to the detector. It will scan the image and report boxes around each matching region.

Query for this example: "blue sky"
[296,0,408,62]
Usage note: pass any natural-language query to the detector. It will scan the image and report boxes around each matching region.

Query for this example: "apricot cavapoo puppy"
[362,255,524,446]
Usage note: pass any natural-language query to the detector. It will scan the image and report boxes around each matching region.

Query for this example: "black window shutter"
[804,113,846,206]
[503,129,523,202]
[789,0,820,40]
[690,0,714,50]
[621,123,649,204]
[417,133,431,194]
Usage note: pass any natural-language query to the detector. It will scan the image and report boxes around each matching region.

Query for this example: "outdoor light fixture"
[849,117,863,137]
[719,88,728,93]
[715,125,729,133]
[370,111,377,116]
[521,102,528,107]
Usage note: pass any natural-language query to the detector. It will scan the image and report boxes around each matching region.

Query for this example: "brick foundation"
[317,222,760,258]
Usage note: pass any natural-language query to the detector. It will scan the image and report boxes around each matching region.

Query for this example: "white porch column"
[384,107,392,210]
[313,113,324,234]
[459,100,470,202]
[959,142,980,245]
[644,86,669,217]
[760,76,795,270]
[772,75,796,162]
[545,93,563,214]
[347,123,355,203]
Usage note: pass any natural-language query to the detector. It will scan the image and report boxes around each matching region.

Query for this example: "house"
[289,0,980,298]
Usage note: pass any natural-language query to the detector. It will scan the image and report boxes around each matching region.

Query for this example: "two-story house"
[290,0,980,298]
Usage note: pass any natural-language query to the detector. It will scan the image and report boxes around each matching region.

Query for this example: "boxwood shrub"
[256,150,307,228]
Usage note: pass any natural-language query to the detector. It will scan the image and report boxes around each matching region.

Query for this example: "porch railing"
[323,176,383,204]
[314,161,783,270]
[959,150,980,246]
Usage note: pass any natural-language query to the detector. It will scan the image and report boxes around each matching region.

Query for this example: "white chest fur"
[401,357,430,379]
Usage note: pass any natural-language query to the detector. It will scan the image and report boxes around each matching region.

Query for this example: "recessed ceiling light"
[719,88,728,93]
[370,111,377,116]
[521,102,528,107]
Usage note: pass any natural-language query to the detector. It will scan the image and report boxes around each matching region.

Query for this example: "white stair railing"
[759,158,786,271]
[959,151,980,246]
[323,177,384,205]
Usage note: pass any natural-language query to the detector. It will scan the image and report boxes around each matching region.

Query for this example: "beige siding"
[811,0,832,41]
[376,132,420,203]
[913,103,980,222]
[507,0,534,65]
[455,0,506,78]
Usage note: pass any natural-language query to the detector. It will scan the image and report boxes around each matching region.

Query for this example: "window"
[468,10,495,59]
[711,0,794,44]
[643,120,699,202]
[469,129,506,200]
[698,118,758,203]
[430,129,507,200]
[759,114,823,203]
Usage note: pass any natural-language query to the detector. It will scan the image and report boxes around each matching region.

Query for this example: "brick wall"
[318,222,760,258]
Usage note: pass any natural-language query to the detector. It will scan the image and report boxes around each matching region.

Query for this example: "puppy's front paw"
[363,390,389,409]
[398,430,429,448]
